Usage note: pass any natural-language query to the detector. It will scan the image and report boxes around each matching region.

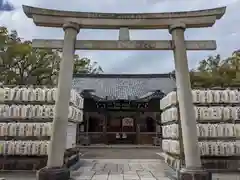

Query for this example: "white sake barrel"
[22,87,28,101]
[43,88,50,101]
[9,123,17,136]
[22,142,28,155]
[2,123,8,136]
[0,88,5,101]
[210,107,222,120]
[34,123,41,136]
[211,142,218,156]
[53,88,57,102]
[48,106,54,118]
[234,124,240,137]
[216,124,224,137]
[0,141,4,155]
[213,90,221,103]
[207,124,214,137]
[198,90,206,103]
[222,89,230,104]
[26,141,32,155]
[9,105,18,118]
[212,124,219,137]
[47,88,55,102]
[70,89,75,105]
[196,124,200,137]
[225,124,234,137]
[229,90,239,103]
[7,141,15,155]
[31,141,39,155]
[200,107,209,120]
[26,87,35,101]
[232,107,240,120]
[14,105,20,117]
[16,141,23,155]
[77,111,82,122]
[68,106,74,120]
[238,90,240,103]
[194,106,200,120]
[173,124,179,138]
[161,96,167,110]
[77,96,81,109]
[172,107,178,121]
[73,107,78,121]
[198,142,205,155]
[24,105,33,119]
[3,88,11,101]
[41,105,48,118]
[18,88,25,101]
[9,105,14,117]
[192,90,199,103]
[10,87,19,101]
[40,141,48,155]
[228,142,235,156]
[42,123,50,136]
[201,124,208,137]
[18,123,26,136]
[235,140,240,155]
[19,105,26,119]
[34,88,44,101]
[45,105,52,118]
[222,107,231,120]
[26,123,33,136]
[206,90,214,103]
[3,141,8,155]
[169,91,177,106]
[0,105,9,117]
[0,123,5,136]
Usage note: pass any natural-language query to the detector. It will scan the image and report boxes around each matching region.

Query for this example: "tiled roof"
[72,74,176,100]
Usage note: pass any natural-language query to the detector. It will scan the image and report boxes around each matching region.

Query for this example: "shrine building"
[72,73,176,145]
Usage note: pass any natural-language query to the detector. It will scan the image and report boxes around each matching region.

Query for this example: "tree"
[0,0,15,11]
[190,50,240,88]
[0,26,103,85]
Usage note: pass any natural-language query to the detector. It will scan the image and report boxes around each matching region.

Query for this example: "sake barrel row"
[0,123,52,137]
[162,140,240,156]
[160,89,240,110]
[0,104,83,122]
[161,106,240,123]
[162,123,240,138]
[0,87,83,109]
[0,140,49,156]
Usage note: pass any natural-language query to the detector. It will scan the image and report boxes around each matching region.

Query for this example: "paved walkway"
[80,148,161,159]
[71,159,171,180]
[1,148,240,180]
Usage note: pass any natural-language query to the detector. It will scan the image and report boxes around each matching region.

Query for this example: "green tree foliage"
[190,50,240,88]
[0,26,103,85]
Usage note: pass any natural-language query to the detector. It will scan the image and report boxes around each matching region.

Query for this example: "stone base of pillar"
[37,167,70,180]
[178,168,212,180]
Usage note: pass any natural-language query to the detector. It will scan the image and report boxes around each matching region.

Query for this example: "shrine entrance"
[107,114,136,144]
[82,98,159,145]
[23,5,226,179]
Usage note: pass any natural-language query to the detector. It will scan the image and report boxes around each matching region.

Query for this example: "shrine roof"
[72,73,176,100]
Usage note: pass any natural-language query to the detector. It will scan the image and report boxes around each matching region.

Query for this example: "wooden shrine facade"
[77,96,162,145]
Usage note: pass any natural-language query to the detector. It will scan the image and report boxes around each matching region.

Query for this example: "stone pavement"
[71,159,171,180]
[71,159,240,180]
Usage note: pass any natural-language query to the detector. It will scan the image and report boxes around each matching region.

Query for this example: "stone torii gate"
[23,5,226,180]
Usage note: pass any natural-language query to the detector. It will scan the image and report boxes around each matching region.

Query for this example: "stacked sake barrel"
[160,89,240,171]
[0,86,83,170]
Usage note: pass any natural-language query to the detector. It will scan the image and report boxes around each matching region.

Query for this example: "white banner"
[122,117,134,126]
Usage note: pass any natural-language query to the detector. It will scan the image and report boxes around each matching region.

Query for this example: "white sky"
[0,0,239,74]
